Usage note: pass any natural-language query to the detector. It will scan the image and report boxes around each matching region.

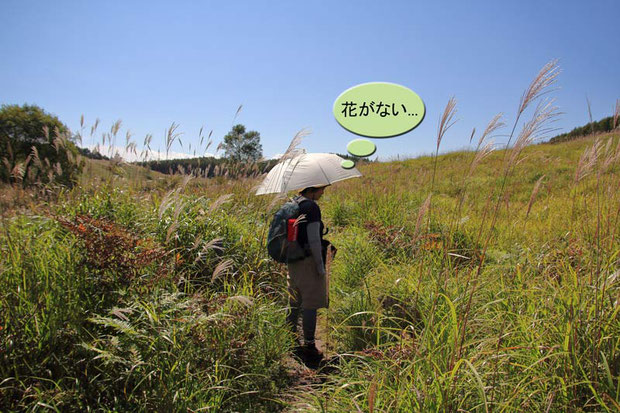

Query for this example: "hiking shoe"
[303,343,324,360]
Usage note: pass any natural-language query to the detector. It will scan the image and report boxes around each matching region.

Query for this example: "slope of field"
[1,132,619,411]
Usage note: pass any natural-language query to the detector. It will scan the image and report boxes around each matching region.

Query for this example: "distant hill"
[548,115,617,144]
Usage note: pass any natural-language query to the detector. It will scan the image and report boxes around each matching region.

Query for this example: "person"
[286,185,333,361]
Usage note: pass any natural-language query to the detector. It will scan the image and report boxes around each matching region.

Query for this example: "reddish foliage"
[363,220,443,251]
[363,221,416,251]
[360,339,416,362]
[55,214,169,286]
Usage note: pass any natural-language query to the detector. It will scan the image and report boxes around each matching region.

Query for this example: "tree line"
[548,115,618,144]
[137,156,278,179]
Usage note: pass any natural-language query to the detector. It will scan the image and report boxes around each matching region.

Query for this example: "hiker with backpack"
[285,186,332,360]
[259,152,360,360]
[266,185,334,360]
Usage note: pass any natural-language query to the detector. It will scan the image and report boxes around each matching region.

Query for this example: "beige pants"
[287,256,328,309]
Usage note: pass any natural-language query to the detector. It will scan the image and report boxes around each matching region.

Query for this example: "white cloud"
[83,145,219,162]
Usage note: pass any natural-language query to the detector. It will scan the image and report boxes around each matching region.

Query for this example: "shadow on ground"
[292,346,341,377]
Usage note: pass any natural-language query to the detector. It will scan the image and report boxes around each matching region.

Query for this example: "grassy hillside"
[1,131,619,411]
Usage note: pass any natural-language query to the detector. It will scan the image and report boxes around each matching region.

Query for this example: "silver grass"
[507,99,560,169]
[477,113,505,149]
[281,128,311,161]
[232,104,243,124]
[526,174,545,218]
[208,193,233,213]
[437,97,457,152]
[90,118,100,137]
[414,194,431,239]
[111,120,122,137]
[517,59,560,117]
[212,259,234,281]
[574,138,602,183]
[227,295,253,307]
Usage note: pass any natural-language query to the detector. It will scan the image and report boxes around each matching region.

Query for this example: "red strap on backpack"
[287,219,298,241]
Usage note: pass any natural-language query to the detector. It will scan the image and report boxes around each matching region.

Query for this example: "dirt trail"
[279,314,336,412]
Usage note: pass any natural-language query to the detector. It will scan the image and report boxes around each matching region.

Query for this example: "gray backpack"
[267,197,308,263]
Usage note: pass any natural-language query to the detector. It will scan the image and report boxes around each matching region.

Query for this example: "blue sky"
[1,0,619,160]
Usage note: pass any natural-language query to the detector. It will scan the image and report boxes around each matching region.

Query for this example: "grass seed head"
[437,97,458,153]
[526,174,545,218]
[518,59,560,117]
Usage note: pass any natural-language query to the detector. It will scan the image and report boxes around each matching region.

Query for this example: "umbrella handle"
[325,248,334,307]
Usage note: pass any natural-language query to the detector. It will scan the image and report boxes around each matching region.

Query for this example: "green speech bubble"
[341,159,355,169]
[347,138,377,157]
[333,82,425,138]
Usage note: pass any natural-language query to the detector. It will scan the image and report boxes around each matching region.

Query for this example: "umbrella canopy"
[255,152,362,195]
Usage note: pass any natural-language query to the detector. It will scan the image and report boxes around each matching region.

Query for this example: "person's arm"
[307,221,325,276]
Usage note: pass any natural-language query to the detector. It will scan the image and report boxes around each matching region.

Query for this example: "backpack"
[267,196,308,263]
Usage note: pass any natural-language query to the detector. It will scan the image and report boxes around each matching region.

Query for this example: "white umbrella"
[255,152,362,195]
